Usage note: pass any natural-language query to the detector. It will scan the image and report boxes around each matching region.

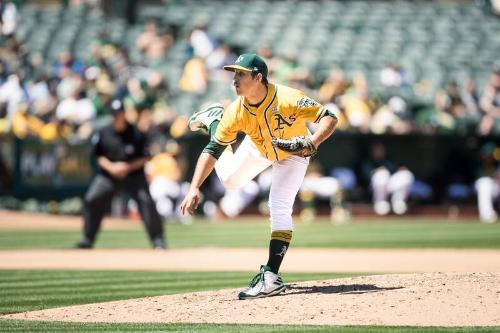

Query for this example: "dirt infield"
[1,248,500,273]
[5,273,500,326]
[0,211,140,230]
[2,211,500,326]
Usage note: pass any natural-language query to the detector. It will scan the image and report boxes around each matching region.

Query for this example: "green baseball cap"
[223,53,268,77]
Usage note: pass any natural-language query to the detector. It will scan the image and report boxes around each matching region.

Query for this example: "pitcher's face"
[232,69,259,96]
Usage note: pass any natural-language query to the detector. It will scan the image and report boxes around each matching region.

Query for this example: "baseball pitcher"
[180,53,338,299]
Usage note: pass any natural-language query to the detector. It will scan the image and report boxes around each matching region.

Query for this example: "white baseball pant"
[475,176,499,223]
[371,168,414,201]
[215,136,308,231]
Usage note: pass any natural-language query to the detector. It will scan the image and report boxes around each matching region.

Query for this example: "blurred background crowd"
[0,0,499,223]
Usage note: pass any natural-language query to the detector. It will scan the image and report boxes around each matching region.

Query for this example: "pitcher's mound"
[5,272,500,327]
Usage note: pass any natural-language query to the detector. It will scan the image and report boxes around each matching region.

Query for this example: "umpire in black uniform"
[75,99,166,249]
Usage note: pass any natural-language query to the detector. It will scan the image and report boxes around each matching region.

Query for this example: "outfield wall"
[0,133,497,202]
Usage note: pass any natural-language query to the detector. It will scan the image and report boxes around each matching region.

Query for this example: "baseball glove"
[271,136,317,158]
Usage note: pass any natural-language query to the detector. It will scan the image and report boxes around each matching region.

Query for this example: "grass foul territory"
[0,219,499,250]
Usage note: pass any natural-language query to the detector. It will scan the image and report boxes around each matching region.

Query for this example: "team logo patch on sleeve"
[297,97,319,109]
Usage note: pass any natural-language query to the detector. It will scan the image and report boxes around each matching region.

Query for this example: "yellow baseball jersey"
[213,83,326,161]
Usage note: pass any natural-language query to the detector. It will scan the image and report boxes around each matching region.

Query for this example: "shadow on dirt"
[286,284,403,295]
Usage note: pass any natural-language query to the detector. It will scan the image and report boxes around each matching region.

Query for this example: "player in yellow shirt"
[180,53,338,299]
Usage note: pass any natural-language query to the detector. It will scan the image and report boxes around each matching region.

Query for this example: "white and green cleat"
[188,103,224,134]
[238,265,286,300]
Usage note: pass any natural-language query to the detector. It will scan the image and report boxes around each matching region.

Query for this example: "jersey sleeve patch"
[297,96,320,109]
[295,94,325,123]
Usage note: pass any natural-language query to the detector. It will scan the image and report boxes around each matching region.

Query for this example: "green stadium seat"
[9,0,499,114]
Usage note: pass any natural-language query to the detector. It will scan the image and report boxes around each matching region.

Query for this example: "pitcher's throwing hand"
[179,188,201,215]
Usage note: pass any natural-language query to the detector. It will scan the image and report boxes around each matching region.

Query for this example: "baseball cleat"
[152,237,167,250]
[238,265,286,300]
[374,200,390,216]
[392,199,408,215]
[188,103,224,134]
[74,237,93,249]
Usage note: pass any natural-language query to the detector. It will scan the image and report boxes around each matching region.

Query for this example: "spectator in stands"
[370,96,412,134]
[272,52,312,90]
[53,51,85,79]
[379,63,411,89]
[56,70,83,100]
[104,46,131,86]
[338,73,372,133]
[0,0,18,37]
[56,88,96,130]
[188,21,217,60]
[28,75,52,118]
[256,45,278,76]
[145,72,176,135]
[136,19,175,64]
[444,81,468,118]
[416,90,456,134]
[0,60,8,85]
[84,67,115,118]
[205,44,237,80]
[146,70,171,102]
[318,68,349,105]
[0,103,8,133]
[360,142,414,215]
[442,80,483,133]
[11,102,43,139]
[444,81,479,127]
[0,72,26,118]
[38,113,71,142]
[461,79,481,118]
[0,36,25,72]
[478,69,500,136]
[123,77,155,132]
[475,142,499,223]
[25,52,45,82]
[178,56,208,94]
[136,19,160,56]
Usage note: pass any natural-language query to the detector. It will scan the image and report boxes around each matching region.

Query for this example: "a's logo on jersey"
[274,114,296,130]
[297,97,319,109]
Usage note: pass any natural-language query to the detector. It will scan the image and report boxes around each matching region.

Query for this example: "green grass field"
[0,270,498,333]
[1,218,499,332]
[0,270,362,315]
[1,218,499,249]
[1,321,498,333]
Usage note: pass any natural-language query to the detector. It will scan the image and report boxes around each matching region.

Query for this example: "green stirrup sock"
[208,120,220,138]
